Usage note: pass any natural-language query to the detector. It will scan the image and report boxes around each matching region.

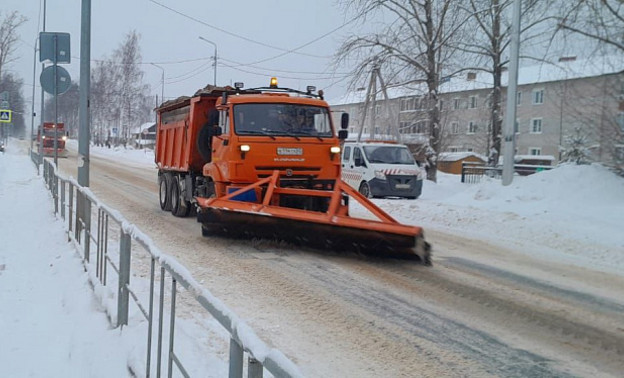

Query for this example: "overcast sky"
[4,0,370,108]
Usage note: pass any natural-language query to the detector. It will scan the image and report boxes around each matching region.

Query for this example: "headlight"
[240,144,250,152]
[374,170,386,180]
[62,136,67,141]
[330,146,340,154]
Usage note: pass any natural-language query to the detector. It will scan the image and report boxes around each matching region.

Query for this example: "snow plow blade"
[196,171,431,264]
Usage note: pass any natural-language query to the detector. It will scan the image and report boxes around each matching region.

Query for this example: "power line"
[148,0,328,58]
[218,60,349,81]
[218,56,349,76]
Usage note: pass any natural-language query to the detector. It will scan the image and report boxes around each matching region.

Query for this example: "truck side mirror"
[341,113,349,130]
[213,126,222,137]
[338,130,348,139]
[354,157,366,167]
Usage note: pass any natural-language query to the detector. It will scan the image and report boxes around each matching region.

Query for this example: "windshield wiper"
[290,129,323,141]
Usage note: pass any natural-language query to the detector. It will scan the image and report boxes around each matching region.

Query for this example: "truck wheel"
[358,181,372,198]
[159,174,171,211]
[170,176,191,217]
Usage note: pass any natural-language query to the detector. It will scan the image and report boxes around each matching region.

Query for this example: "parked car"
[341,141,425,199]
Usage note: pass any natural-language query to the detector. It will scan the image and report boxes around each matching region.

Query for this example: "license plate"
[395,184,410,189]
[277,147,303,155]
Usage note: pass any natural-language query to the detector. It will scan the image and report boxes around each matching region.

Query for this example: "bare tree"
[44,82,79,136]
[557,0,624,53]
[0,11,27,80]
[555,0,624,174]
[460,0,550,163]
[90,31,153,146]
[0,73,26,135]
[336,0,473,181]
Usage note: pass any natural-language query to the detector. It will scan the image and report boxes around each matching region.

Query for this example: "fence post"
[117,229,131,327]
[60,180,65,219]
[229,338,244,378]
[461,162,466,183]
[54,175,59,214]
[248,357,263,378]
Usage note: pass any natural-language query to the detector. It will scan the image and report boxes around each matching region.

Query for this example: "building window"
[515,119,519,134]
[453,98,460,110]
[415,121,427,134]
[469,96,477,109]
[617,112,624,132]
[529,147,541,155]
[451,122,459,134]
[466,147,474,152]
[532,89,544,104]
[448,146,460,153]
[531,118,543,133]
[375,104,381,115]
[517,91,522,105]
[439,99,444,111]
[468,121,478,134]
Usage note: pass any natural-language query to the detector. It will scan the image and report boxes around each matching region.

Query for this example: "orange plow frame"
[196,171,431,263]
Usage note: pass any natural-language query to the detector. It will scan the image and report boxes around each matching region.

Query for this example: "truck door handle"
[350,165,354,168]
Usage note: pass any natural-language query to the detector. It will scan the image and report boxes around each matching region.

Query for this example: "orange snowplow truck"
[37,122,68,157]
[155,80,430,263]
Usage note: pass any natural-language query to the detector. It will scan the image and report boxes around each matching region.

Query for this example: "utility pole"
[38,0,47,161]
[198,36,218,85]
[150,63,164,104]
[502,0,521,186]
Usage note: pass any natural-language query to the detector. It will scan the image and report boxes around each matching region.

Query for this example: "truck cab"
[341,141,424,199]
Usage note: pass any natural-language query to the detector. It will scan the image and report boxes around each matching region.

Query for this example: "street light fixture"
[150,63,164,105]
[198,36,217,86]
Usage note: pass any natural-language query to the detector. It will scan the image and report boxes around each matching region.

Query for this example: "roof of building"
[329,55,623,106]
[439,152,487,162]
[131,122,155,135]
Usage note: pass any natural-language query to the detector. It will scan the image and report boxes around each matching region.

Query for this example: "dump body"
[155,94,220,174]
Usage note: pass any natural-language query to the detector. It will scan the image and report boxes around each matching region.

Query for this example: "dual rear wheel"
[159,173,191,217]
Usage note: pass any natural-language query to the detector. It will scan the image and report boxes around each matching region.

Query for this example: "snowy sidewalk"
[0,148,131,377]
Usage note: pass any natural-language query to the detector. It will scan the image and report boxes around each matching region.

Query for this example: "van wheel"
[358,181,372,198]
[159,174,171,211]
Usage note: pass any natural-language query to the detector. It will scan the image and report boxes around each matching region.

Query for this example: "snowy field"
[1,140,623,376]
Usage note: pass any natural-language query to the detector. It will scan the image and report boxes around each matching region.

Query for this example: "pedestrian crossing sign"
[0,110,11,123]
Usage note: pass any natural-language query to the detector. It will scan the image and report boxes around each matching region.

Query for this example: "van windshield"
[363,146,416,164]
[233,103,333,137]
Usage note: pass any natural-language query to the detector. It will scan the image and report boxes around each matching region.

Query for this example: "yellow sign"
[0,110,11,123]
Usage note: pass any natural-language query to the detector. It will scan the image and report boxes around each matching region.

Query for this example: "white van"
[341,141,425,199]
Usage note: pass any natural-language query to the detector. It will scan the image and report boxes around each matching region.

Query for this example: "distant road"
[55,143,624,377]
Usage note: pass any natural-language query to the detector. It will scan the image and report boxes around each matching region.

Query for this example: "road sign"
[40,65,72,95]
[0,110,12,123]
[39,32,71,64]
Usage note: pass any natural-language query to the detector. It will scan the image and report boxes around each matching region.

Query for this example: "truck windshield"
[363,146,416,164]
[233,103,333,137]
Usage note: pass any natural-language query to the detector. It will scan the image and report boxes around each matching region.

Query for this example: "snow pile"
[380,164,624,273]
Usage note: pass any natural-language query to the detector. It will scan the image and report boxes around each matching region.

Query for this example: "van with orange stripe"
[341,141,425,199]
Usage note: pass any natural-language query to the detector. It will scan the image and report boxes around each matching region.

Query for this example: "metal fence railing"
[32,149,303,378]
[461,161,553,183]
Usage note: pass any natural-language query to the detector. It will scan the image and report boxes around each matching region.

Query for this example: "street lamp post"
[150,63,164,104]
[198,36,217,86]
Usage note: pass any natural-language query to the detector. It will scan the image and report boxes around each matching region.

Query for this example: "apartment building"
[331,57,624,167]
